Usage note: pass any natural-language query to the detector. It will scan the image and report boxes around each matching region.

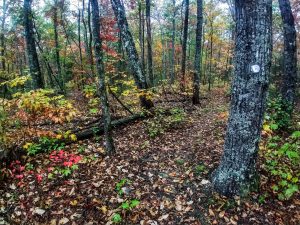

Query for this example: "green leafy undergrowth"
[145,107,186,138]
[261,130,300,200]
[111,178,140,223]
[24,137,65,156]
[265,96,292,130]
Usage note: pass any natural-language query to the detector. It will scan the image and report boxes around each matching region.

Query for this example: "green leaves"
[129,199,140,208]
[145,107,186,138]
[115,178,130,196]
[263,127,300,201]
[120,200,140,210]
[291,131,300,139]
[112,213,122,223]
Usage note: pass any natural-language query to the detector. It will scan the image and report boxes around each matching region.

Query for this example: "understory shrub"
[145,107,186,138]
[261,130,300,200]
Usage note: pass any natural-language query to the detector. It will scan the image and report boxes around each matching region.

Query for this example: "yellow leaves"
[23,142,33,149]
[70,134,77,141]
[263,124,272,133]
[56,131,77,141]
[262,123,273,137]
[70,200,78,206]
[1,76,31,88]
[56,134,63,140]
[100,206,108,214]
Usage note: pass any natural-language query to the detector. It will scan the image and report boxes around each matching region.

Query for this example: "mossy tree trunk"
[91,0,115,154]
[110,0,154,109]
[211,0,272,197]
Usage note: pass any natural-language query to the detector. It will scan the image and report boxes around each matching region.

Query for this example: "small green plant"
[262,130,300,200]
[112,179,140,223]
[120,199,140,210]
[112,213,122,223]
[194,164,206,175]
[175,158,185,165]
[116,178,130,195]
[23,137,65,156]
[77,145,85,153]
[265,96,292,130]
[145,107,186,138]
[258,193,269,204]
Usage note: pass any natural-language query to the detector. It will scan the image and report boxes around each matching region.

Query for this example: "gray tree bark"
[279,0,298,113]
[192,0,203,105]
[211,0,272,197]
[170,0,176,84]
[180,0,189,91]
[0,0,6,71]
[91,0,115,154]
[53,0,64,91]
[24,0,44,89]
[138,1,145,75]
[110,0,154,109]
[146,0,154,86]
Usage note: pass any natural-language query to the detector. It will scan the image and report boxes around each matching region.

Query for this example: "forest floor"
[0,87,299,225]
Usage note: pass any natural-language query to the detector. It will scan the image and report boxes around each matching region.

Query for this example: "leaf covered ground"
[0,88,299,225]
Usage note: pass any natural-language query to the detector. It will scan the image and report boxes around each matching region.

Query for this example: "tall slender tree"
[110,0,154,109]
[170,0,176,83]
[24,0,44,89]
[211,0,272,197]
[146,0,154,86]
[0,0,7,71]
[53,0,63,91]
[279,0,298,114]
[91,0,115,154]
[180,0,189,91]
[192,0,203,104]
[138,1,145,74]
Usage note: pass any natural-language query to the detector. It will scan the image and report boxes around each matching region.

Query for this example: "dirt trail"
[1,88,299,225]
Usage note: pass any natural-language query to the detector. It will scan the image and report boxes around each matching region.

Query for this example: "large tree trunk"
[192,0,203,105]
[211,0,272,197]
[23,0,44,89]
[146,0,154,86]
[180,0,189,91]
[91,0,115,154]
[279,0,298,113]
[110,0,154,109]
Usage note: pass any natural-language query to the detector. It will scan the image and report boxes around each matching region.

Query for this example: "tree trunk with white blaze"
[91,0,115,154]
[278,0,298,113]
[110,0,154,109]
[211,0,272,197]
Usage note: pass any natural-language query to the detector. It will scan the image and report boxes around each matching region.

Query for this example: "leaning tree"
[110,0,154,109]
[211,0,272,197]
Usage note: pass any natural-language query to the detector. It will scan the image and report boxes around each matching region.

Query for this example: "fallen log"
[72,113,146,141]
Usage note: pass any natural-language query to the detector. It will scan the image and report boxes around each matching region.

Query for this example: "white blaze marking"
[251,65,260,73]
